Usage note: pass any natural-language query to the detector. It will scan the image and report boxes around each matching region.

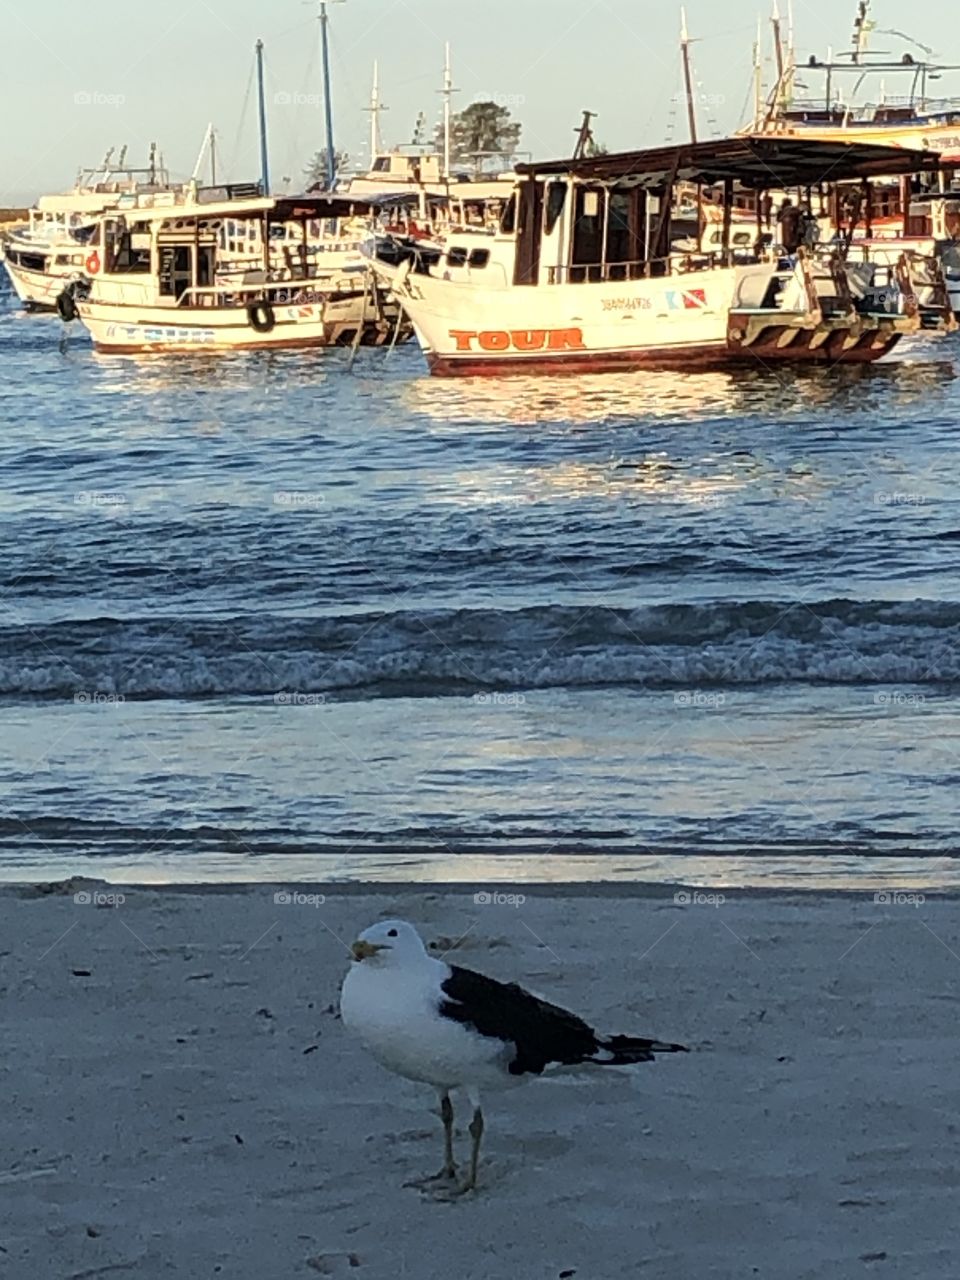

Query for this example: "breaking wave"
[1,598,958,699]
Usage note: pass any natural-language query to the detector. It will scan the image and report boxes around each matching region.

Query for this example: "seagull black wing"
[439,965,686,1076]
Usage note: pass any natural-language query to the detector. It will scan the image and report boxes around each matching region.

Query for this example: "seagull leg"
[404,1090,458,1188]
[463,1105,484,1192]
[440,1091,457,1180]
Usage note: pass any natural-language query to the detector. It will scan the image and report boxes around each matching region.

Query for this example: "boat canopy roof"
[515,137,944,189]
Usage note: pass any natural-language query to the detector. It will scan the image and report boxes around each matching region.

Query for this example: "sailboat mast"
[753,16,764,129]
[680,8,698,144]
[440,43,458,180]
[368,60,382,165]
[319,2,338,189]
[255,40,270,195]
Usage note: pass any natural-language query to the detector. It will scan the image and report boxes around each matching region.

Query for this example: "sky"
[2,0,958,204]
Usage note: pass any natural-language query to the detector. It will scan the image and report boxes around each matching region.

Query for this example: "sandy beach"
[2,880,958,1279]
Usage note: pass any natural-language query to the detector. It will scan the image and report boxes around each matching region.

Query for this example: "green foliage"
[435,102,522,172]
[304,148,351,187]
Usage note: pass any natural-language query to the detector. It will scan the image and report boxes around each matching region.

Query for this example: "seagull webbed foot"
[404,1162,459,1190]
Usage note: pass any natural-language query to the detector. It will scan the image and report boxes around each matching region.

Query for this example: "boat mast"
[318,1,342,190]
[680,8,698,144]
[255,39,270,195]
[753,16,764,129]
[771,1,785,100]
[440,43,459,180]
[365,60,385,166]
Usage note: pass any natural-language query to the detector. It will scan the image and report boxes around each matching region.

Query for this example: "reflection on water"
[399,343,956,427]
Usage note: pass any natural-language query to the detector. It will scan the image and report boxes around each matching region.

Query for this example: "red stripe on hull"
[426,331,901,376]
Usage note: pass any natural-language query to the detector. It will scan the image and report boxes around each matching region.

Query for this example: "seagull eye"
[387,928,398,937]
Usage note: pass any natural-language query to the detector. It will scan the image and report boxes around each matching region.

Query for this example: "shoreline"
[4,875,955,902]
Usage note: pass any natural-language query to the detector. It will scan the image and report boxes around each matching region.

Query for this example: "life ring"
[247,299,276,333]
[56,287,79,322]
[85,251,101,275]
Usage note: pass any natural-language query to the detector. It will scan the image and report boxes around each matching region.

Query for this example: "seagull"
[339,919,687,1195]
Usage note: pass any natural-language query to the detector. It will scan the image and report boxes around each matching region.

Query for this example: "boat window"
[544,182,566,235]
[500,194,517,234]
[468,248,490,268]
[570,186,605,282]
[447,247,468,267]
[158,245,193,299]
[604,191,632,275]
[105,220,151,274]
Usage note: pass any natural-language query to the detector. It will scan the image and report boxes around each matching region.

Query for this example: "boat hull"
[426,329,902,375]
[376,259,909,377]
[76,288,398,354]
[1,255,67,310]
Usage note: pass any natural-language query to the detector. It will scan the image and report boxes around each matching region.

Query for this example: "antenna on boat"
[752,16,764,128]
[852,1,871,66]
[572,111,597,159]
[439,42,459,179]
[148,142,157,185]
[255,39,271,195]
[317,1,345,190]
[679,8,698,143]
[365,60,386,165]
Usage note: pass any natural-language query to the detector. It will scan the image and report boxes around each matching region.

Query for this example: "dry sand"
[2,880,958,1279]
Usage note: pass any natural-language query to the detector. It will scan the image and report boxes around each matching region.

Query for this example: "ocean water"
[2,274,960,886]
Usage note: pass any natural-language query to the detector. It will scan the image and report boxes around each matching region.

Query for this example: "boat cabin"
[435,137,944,289]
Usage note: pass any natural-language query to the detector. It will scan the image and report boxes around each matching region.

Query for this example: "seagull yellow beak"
[351,939,388,961]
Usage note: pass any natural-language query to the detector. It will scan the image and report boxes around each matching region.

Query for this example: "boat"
[366,135,953,377]
[746,2,960,162]
[58,189,403,353]
[0,146,181,310]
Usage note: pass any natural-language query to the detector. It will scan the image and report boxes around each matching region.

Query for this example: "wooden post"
[721,177,733,265]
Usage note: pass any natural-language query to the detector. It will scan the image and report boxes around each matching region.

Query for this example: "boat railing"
[174,276,366,309]
[544,249,767,285]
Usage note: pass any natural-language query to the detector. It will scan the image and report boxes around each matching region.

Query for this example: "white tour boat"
[58,189,402,354]
[367,136,953,377]
[0,146,181,310]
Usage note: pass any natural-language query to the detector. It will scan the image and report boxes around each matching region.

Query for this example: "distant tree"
[435,101,522,173]
[585,139,608,157]
[304,148,350,189]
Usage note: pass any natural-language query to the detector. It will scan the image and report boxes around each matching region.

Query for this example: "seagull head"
[350,919,428,967]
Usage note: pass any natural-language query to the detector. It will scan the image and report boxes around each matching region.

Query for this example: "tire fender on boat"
[55,287,79,323]
[247,299,276,333]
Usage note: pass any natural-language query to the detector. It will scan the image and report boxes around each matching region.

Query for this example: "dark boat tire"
[247,300,276,333]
